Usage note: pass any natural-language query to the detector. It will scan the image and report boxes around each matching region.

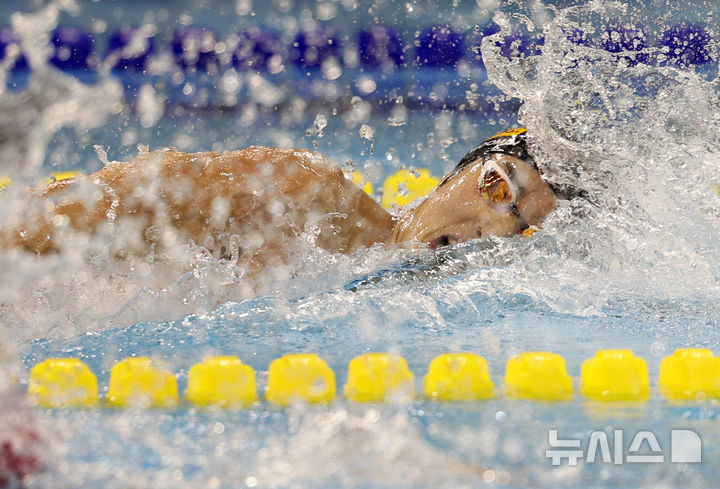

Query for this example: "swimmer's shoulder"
[219,146,338,174]
[64,145,343,197]
[141,145,336,175]
[201,146,344,194]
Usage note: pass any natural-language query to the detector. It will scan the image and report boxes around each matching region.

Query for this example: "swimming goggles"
[477,158,529,231]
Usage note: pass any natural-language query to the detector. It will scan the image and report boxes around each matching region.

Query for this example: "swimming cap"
[440,128,537,186]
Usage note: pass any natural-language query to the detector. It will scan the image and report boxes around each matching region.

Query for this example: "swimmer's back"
[5,146,394,267]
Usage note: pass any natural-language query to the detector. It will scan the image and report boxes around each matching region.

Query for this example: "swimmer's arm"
[1,152,196,254]
[0,178,115,253]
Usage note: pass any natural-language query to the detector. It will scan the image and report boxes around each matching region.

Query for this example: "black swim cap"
[440,128,538,187]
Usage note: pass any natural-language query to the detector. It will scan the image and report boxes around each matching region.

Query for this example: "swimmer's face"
[390,154,556,247]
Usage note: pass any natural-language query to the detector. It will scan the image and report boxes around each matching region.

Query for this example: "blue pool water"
[20,277,720,488]
[3,0,720,487]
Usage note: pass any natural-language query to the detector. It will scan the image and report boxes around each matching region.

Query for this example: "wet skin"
[390,153,557,247]
[1,147,556,274]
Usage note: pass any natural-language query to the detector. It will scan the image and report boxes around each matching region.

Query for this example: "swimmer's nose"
[509,203,530,234]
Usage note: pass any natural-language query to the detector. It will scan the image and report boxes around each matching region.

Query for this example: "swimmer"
[390,128,556,247]
[0,129,556,276]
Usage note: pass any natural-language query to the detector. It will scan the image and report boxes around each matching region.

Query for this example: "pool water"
[3,0,720,487]
[19,270,720,488]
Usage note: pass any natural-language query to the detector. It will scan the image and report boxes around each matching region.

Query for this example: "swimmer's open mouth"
[426,228,483,249]
[426,223,532,248]
[427,234,472,249]
[427,235,452,250]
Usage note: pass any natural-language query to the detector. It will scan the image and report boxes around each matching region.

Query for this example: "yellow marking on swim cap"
[0,175,10,190]
[344,352,414,402]
[659,348,720,401]
[266,353,336,406]
[187,356,257,408]
[424,353,494,401]
[346,170,374,196]
[28,358,98,408]
[580,350,649,402]
[504,352,573,401]
[381,169,439,208]
[47,171,79,184]
[489,128,527,139]
[106,357,179,408]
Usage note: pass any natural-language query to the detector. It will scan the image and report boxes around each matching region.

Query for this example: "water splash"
[4,1,720,486]
[472,0,720,313]
[0,1,123,180]
[359,123,375,156]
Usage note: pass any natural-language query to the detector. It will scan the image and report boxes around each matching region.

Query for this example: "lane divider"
[345,170,374,197]
[0,171,79,192]
[28,358,98,408]
[47,171,80,184]
[424,352,493,401]
[187,355,257,407]
[26,348,720,409]
[345,353,414,402]
[659,348,720,400]
[266,353,335,407]
[580,349,650,402]
[504,352,573,402]
[380,169,439,209]
[106,357,179,408]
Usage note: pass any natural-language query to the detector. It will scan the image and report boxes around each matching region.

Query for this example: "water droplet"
[359,124,375,155]
[93,145,109,165]
[314,114,328,138]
